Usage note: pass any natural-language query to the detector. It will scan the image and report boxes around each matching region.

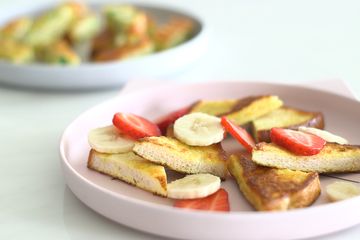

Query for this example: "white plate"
[0,1,207,90]
[60,81,360,240]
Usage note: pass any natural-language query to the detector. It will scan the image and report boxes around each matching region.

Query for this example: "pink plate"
[60,81,360,240]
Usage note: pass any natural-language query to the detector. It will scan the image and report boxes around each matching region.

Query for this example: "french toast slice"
[190,99,238,116]
[228,154,321,211]
[225,95,283,125]
[88,149,167,196]
[251,107,324,142]
[190,95,283,126]
[252,142,360,173]
[133,136,228,178]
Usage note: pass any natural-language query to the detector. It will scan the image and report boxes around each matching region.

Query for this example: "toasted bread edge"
[88,149,167,197]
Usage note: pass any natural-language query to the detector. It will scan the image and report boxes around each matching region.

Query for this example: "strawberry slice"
[112,113,161,140]
[221,117,255,153]
[156,106,190,135]
[270,128,326,156]
[174,188,230,212]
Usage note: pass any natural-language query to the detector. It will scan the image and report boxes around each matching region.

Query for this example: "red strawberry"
[221,117,255,153]
[112,113,161,140]
[270,128,326,156]
[156,106,190,135]
[174,188,230,212]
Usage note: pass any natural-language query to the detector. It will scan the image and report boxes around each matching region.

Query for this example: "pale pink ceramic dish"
[60,81,360,240]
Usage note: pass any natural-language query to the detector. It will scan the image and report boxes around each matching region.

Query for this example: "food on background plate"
[228,154,320,211]
[88,149,167,196]
[24,3,78,47]
[326,181,360,202]
[133,136,228,179]
[92,37,154,62]
[86,94,359,212]
[251,107,324,143]
[0,17,33,41]
[37,40,80,65]
[68,13,101,44]
[153,18,194,50]
[0,38,35,64]
[0,1,195,65]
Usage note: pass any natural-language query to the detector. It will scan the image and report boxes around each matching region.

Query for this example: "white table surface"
[1,0,360,239]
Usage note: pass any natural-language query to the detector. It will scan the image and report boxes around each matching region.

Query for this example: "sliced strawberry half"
[174,188,230,212]
[112,113,161,140]
[156,106,191,135]
[270,128,326,156]
[221,117,255,153]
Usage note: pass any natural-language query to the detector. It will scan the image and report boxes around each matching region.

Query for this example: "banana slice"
[167,173,221,199]
[298,127,348,145]
[174,112,224,146]
[326,181,360,202]
[88,125,135,153]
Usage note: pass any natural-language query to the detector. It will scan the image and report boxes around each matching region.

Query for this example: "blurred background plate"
[0,1,208,90]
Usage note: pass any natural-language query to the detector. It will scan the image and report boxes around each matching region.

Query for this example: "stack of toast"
[87,94,360,212]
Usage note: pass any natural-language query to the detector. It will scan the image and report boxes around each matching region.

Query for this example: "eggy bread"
[225,95,283,125]
[252,142,360,173]
[228,154,321,211]
[190,99,238,116]
[190,95,283,126]
[133,136,228,178]
[251,107,324,142]
[88,149,167,196]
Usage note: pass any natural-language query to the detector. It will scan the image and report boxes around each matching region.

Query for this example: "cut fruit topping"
[298,127,348,145]
[174,112,225,146]
[88,125,135,153]
[174,188,230,212]
[270,128,326,156]
[326,181,360,202]
[167,174,221,199]
[221,117,255,153]
[113,113,161,140]
[156,106,190,135]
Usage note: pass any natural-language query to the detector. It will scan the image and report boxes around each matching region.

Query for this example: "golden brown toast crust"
[224,95,283,125]
[253,142,360,173]
[228,154,321,211]
[228,96,266,115]
[190,99,238,116]
[253,107,325,142]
